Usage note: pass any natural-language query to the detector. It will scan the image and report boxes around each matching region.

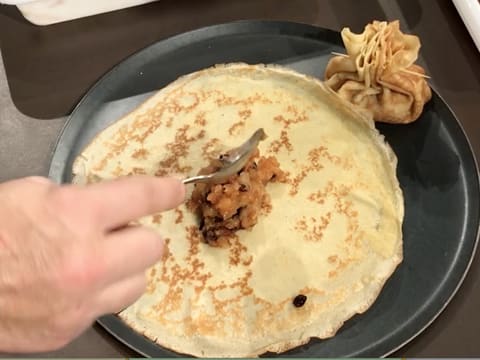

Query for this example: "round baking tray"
[48,20,480,357]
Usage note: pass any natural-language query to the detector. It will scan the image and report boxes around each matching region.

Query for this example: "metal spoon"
[182,128,267,185]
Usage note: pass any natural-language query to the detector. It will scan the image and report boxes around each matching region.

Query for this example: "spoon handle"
[182,174,214,185]
[182,128,266,185]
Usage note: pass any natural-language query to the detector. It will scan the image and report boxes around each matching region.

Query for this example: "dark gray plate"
[48,21,480,357]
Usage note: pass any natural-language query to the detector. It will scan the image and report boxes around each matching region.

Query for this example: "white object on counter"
[1,0,36,4]
[0,0,159,25]
[452,0,480,52]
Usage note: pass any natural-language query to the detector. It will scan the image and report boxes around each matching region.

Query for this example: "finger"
[100,226,164,285]
[23,176,54,185]
[78,176,185,230]
[0,176,55,205]
[0,176,54,192]
[94,273,147,315]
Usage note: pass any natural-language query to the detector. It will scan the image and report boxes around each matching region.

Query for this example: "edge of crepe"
[71,63,404,357]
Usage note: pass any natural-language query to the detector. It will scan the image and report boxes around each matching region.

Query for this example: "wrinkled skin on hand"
[0,176,185,353]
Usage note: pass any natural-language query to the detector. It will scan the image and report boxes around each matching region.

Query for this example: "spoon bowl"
[182,128,267,185]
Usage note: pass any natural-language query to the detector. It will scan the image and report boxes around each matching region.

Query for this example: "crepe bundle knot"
[325,20,432,124]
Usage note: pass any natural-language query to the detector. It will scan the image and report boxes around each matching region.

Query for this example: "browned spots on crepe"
[228,121,245,135]
[167,91,200,114]
[260,194,273,216]
[308,181,355,216]
[290,170,308,196]
[184,313,226,337]
[308,182,335,204]
[156,125,206,176]
[289,147,326,195]
[185,225,202,261]
[228,235,250,266]
[113,164,124,177]
[129,108,166,144]
[228,271,253,296]
[269,130,293,154]
[92,153,112,172]
[152,214,163,224]
[294,213,332,242]
[238,109,252,119]
[207,281,228,292]
[328,270,338,278]
[154,168,168,177]
[146,263,161,294]
[194,111,207,126]
[162,238,171,260]
[242,255,253,266]
[309,147,331,169]
[113,109,164,153]
[174,208,184,224]
[289,146,349,196]
[153,284,183,314]
[197,89,223,102]
[342,200,361,248]
[214,92,273,107]
[295,218,307,232]
[201,138,221,161]
[273,106,308,129]
[94,87,204,173]
[127,167,147,176]
[203,270,254,324]
[229,109,252,135]
[149,108,165,123]
[252,296,311,333]
[131,148,149,160]
[181,271,254,335]
[146,274,156,294]
[328,257,352,279]
[154,226,212,318]
[286,104,304,117]
[95,110,161,169]
[308,181,361,251]
[253,296,288,313]
[320,148,342,166]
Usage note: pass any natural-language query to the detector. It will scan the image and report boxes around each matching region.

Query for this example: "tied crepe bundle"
[325,20,432,124]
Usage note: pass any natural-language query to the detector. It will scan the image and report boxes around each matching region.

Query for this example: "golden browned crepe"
[325,20,432,124]
[72,63,404,357]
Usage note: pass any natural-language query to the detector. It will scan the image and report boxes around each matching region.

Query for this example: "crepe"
[325,20,432,124]
[72,63,404,357]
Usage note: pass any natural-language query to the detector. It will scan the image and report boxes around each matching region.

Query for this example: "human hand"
[0,176,185,353]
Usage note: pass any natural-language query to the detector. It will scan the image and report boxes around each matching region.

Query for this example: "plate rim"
[47,19,480,358]
[382,83,480,356]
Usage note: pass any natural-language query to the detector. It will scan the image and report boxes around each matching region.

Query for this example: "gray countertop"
[0,51,65,183]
